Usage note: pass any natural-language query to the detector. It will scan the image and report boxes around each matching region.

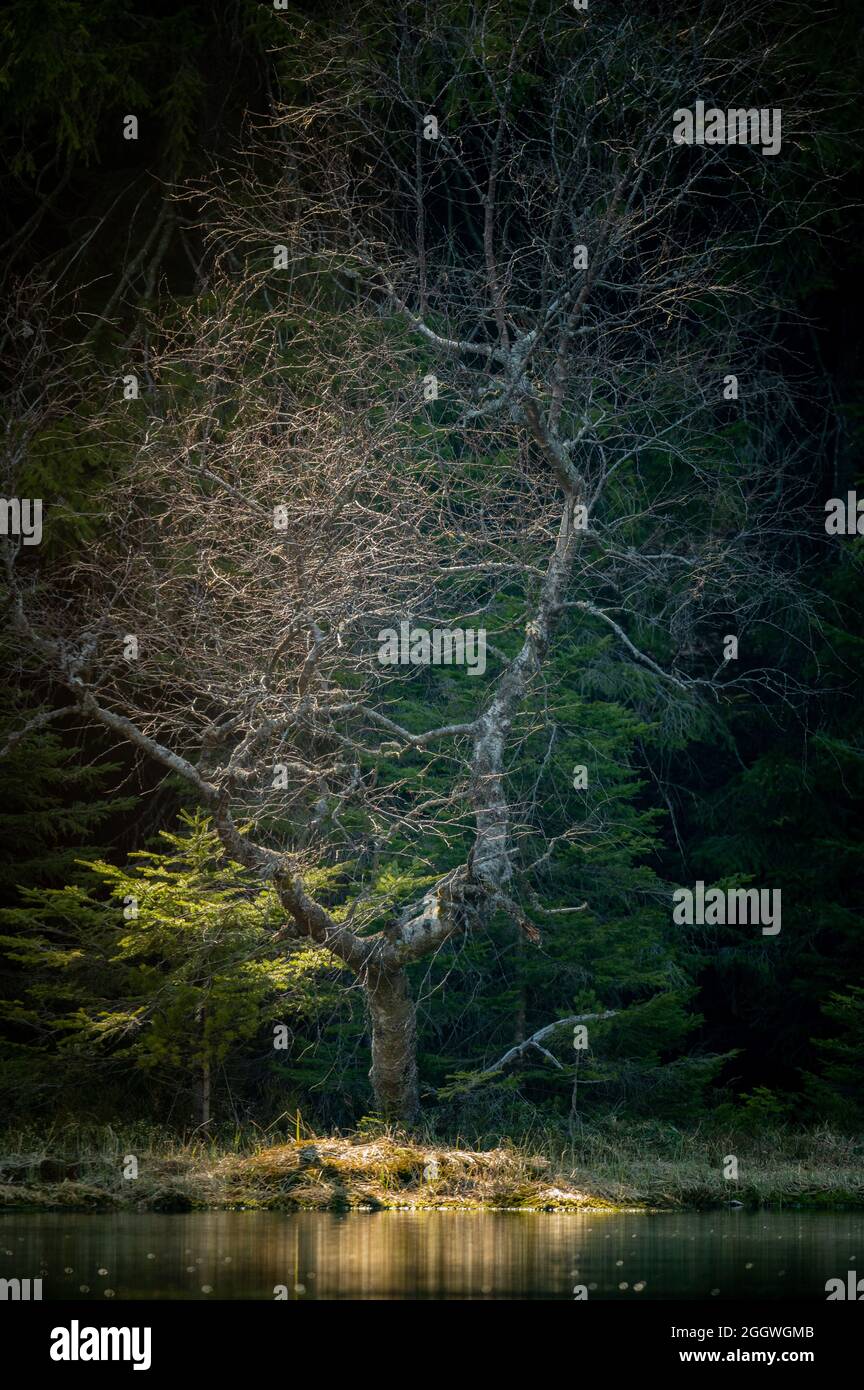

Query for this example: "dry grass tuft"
[1,1123,862,1212]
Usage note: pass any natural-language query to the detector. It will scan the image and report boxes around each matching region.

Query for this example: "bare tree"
[3,1,833,1118]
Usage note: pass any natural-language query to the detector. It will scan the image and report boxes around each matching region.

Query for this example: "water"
[2,1209,860,1300]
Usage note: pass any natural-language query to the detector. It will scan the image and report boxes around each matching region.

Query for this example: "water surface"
[2,1209,860,1299]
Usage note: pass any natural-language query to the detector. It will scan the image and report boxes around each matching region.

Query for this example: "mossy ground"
[1,1123,862,1213]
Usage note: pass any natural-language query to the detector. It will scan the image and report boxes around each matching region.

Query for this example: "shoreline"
[2,1135,862,1215]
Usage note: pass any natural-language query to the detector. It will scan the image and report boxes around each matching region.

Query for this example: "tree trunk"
[199,1054,211,1127]
[196,999,211,1127]
[366,966,419,1123]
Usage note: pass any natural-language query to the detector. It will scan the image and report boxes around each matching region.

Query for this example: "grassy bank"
[1,1122,863,1213]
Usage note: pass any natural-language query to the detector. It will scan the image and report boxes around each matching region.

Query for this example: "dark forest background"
[1,0,863,1144]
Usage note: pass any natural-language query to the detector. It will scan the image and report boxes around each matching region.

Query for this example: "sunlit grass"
[1,1119,862,1212]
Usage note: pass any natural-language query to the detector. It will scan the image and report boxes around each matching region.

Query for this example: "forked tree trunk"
[366,966,419,1122]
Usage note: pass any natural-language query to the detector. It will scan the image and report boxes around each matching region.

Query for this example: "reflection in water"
[1,1209,860,1300]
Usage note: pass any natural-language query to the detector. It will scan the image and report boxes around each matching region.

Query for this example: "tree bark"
[199,1054,211,1128]
[366,966,419,1122]
[196,1000,211,1128]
